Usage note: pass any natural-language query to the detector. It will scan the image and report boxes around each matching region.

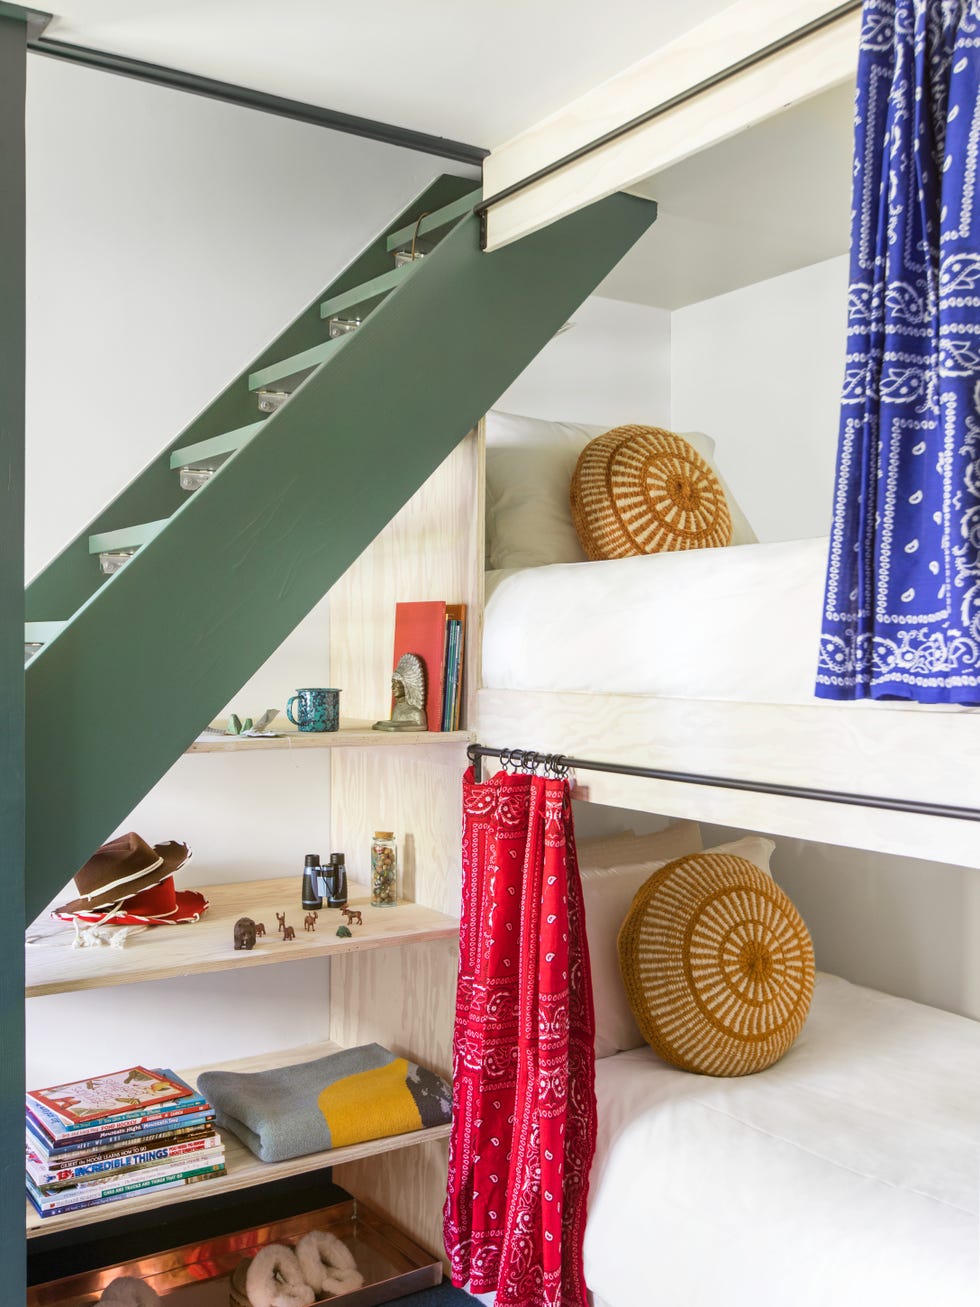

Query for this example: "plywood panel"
[328,428,483,727]
[476,688,980,870]
[483,4,859,251]
[333,1137,450,1271]
[328,747,465,918]
[326,420,479,1259]
[188,719,471,753]
[26,877,457,997]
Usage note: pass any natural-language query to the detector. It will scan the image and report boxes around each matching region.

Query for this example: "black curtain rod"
[473,0,863,241]
[466,744,980,825]
[27,35,488,167]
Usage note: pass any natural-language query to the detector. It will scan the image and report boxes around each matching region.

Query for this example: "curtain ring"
[521,750,536,773]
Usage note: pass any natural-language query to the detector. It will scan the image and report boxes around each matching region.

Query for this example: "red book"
[392,601,449,733]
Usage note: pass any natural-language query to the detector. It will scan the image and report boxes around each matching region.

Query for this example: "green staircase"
[24,174,657,921]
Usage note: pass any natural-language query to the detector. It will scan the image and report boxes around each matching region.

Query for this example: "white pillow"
[485,411,756,571]
[578,821,701,873]
[485,411,605,569]
[680,430,757,547]
[583,833,775,1058]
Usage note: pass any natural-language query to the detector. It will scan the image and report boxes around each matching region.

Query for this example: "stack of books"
[26,1065,225,1219]
[393,601,466,732]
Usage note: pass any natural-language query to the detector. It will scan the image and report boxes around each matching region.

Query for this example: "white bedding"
[484,537,972,709]
[585,973,980,1307]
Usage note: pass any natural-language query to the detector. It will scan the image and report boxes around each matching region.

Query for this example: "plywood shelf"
[25,1040,452,1237]
[188,718,474,753]
[25,879,459,998]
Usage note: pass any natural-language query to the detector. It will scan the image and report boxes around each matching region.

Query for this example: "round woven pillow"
[569,425,733,560]
[618,852,815,1076]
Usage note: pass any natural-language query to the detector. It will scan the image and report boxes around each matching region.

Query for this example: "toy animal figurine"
[255,922,266,937]
[304,912,318,932]
[275,910,286,934]
[233,917,257,951]
[282,925,296,942]
[340,907,362,927]
[336,925,352,938]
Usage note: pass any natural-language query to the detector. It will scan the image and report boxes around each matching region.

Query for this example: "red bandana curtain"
[444,766,596,1307]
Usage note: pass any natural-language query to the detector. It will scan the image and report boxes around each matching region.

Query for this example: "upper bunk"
[469,12,980,872]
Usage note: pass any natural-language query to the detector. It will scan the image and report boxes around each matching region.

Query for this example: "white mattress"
[483,538,971,708]
[584,974,980,1307]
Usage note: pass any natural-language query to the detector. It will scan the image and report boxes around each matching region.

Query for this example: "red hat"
[55,837,201,924]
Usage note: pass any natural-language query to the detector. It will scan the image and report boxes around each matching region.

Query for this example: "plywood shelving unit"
[26,879,458,997]
[24,427,483,1252]
[25,1039,451,1237]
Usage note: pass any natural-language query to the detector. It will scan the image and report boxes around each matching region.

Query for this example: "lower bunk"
[586,971,980,1307]
[452,805,980,1305]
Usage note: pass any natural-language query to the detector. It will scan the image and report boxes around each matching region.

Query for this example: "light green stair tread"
[319,262,416,321]
[170,422,265,472]
[88,518,169,555]
[24,621,66,644]
[248,335,347,393]
[386,190,480,252]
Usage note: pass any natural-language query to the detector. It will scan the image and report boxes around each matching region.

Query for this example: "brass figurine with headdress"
[373,652,427,731]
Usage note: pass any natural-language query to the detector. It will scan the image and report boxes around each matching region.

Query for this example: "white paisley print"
[817,0,980,703]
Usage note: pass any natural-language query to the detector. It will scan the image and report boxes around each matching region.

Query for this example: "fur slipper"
[99,1277,162,1306]
[295,1230,365,1297]
[244,1245,315,1307]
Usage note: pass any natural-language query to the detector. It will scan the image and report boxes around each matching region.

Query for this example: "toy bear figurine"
[234,917,257,950]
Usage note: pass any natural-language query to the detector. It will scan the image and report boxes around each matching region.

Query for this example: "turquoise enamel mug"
[286,687,340,732]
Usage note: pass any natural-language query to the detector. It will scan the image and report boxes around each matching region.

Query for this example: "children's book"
[27,1162,225,1217]
[28,1151,225,1202]
[393,601,466,733]
[27,1066,188,1126]
[26,1068,208,1146]
[26,1108,215,1162]
[27,1131,223,1188]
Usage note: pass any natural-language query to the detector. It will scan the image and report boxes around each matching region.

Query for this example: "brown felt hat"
[56,833,190,915]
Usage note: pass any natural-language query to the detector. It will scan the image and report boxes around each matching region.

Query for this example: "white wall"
[497,294,671,427]
[670,253,849,542]
[24,55,474,1085]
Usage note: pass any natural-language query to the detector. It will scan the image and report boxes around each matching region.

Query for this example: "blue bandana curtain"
[816,0,980,704]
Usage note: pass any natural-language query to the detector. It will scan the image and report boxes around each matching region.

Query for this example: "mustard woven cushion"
[618,852,815,1077]
[569,425,733,560]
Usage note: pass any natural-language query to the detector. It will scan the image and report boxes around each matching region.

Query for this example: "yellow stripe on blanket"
[317,1058,423,1147]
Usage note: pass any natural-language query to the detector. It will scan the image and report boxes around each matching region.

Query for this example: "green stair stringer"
[25,190,657,919]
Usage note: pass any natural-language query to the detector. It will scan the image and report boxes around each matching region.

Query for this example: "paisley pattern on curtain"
[816,0,980,703]
[444,767,596,1307]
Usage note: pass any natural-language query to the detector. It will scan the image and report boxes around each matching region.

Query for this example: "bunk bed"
[472,405,980,1302]
[467,11,980,1290]
[475,410,980,870]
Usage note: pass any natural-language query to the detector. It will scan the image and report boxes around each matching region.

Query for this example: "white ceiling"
[40,0,737,151]
[598,81,855,309]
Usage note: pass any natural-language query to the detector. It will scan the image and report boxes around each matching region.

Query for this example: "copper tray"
[27,1199,442,1306]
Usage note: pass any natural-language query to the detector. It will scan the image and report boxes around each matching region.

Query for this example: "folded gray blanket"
[197,1043,451,1163]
